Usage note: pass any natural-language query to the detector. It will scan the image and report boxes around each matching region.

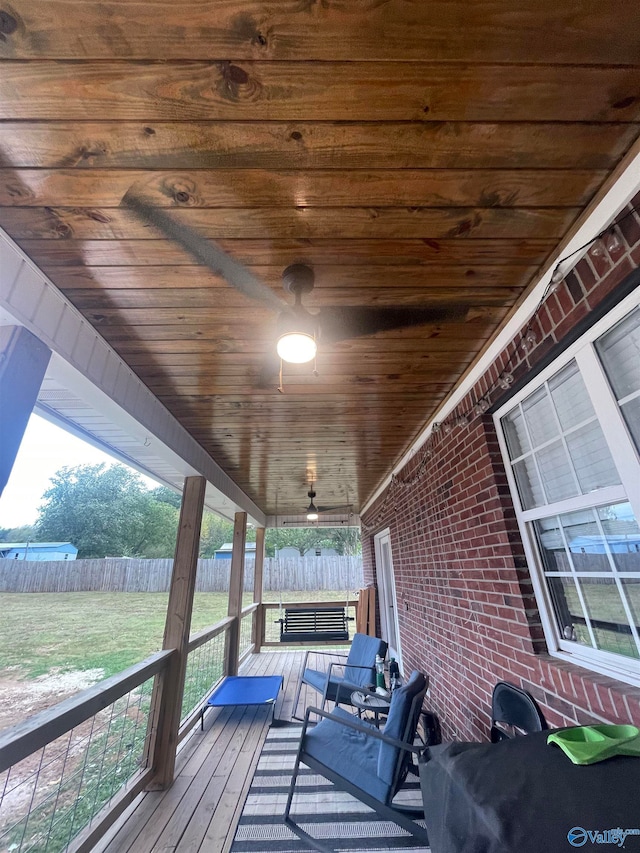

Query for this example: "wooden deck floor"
[96,649,330,853]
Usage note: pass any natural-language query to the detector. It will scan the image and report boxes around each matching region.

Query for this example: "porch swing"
[274,507,354,643]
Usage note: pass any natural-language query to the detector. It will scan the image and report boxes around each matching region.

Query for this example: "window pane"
[620,396,640,454]
[622,579,640,629]
[535,517,570,572]
[503,408,530,458]
[513,457,545,509]
[547,576,591,646]
[522,387,558,446]
[565,421,620,493]
[535,440,578,504]
[596,306,640,400]
[579,578,639,659]
[549,361,595,430]
[561,508,612,572]
[598,503,640,572]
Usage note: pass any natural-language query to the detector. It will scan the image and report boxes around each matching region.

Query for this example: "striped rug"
[230,724,430,853]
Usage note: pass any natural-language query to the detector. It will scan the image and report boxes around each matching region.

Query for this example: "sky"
[0,414,153,528]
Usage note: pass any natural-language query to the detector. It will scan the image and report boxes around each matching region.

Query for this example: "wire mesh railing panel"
[0,676,155,853]
[181,629,226,724]
[239,611,254,659]
[264,604,283,644]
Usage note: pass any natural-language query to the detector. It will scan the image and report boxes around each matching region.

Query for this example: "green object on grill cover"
[548,724,640,765]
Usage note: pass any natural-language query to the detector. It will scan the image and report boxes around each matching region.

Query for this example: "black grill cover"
[419,729,640,853]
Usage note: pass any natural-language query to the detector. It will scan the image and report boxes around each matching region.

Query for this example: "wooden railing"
[177,616,234,742]
[240,603,258,662]
[0,596,353,853]
[0,607,256,853]
[0,650,173,853]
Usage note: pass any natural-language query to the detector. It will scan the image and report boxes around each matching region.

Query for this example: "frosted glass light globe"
[276,332,317,364]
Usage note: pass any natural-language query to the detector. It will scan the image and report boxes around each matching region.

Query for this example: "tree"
[198,512,234,557]
[0,524,35,543]
[35,464,179,558]
[150,485,183,509]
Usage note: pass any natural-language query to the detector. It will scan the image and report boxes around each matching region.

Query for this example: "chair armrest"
[301,705,427,757]
[300,648,349,673]
[326,661,375,680]
[308,650,350,659]
[351,684,385,700]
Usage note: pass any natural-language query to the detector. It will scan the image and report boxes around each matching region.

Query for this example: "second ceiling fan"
[304,484,352,521]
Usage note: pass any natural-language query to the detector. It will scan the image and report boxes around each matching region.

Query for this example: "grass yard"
[0,589,351,680]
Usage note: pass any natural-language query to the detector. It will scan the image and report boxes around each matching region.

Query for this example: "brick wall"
[361,194,640,741]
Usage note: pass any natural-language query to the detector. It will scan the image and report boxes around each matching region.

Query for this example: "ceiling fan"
[305,484,352,521]
[124,195,470,386]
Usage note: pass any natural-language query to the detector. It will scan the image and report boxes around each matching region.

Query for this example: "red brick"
[588,243,614,277]
[554,300,590,341]
[575,257,596,291]
[618,208,640,248]
[586,256,635,309]
[564,270,584,304]
[546,292,563,325]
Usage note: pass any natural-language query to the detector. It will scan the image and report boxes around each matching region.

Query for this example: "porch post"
[149,475,205,789]
[253,527,266,649]
[225,511,246,676]
[0,326,51,495]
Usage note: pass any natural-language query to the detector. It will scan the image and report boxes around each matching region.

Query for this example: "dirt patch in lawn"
[0,666,105,732]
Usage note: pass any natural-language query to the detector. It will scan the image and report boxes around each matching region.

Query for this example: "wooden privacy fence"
[0,555,363,593]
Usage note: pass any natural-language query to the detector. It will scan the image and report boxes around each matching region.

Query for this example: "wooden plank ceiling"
[1,2,640,517]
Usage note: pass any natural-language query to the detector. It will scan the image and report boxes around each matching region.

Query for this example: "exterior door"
[374,529,403,670]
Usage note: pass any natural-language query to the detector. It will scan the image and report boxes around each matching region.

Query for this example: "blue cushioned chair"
[285,670,430,852]
[292,632,388,721]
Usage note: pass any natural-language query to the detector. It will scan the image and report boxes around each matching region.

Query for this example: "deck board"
[96,648,340,853]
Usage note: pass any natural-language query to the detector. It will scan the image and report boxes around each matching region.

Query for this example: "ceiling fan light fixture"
[306,484,319,520]
[306,499,319,521]
[276,331,317,364]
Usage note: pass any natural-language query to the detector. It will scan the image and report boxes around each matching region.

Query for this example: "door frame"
[373,528,403,671]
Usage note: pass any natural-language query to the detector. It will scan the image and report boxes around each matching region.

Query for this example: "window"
[496,294,640,684]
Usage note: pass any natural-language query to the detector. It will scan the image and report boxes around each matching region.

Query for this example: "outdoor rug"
[230,723,430,853]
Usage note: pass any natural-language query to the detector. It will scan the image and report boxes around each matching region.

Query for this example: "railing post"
[148,475,205,790]
[225,512,246,676]
[253,527,265,650]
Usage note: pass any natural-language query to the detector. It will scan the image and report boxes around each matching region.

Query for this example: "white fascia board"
[361,148,640,517]
[0,229,266,527]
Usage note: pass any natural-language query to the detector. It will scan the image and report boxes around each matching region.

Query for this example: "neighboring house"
[214,542,257,560]
[274,547,301,559]
[303,547,338,557]
[0,542,78,561]
[569,535,640,554]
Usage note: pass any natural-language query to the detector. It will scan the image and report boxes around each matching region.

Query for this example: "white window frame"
[494,286,640,686]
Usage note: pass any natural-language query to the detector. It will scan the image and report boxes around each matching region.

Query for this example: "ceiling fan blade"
[123,193,291,316]
[257,352,281,390]
[317,504,353,514]
[317,305,469,343]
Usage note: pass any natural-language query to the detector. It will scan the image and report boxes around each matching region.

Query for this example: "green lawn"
[0,590,351,680]
[0,592,230,679]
